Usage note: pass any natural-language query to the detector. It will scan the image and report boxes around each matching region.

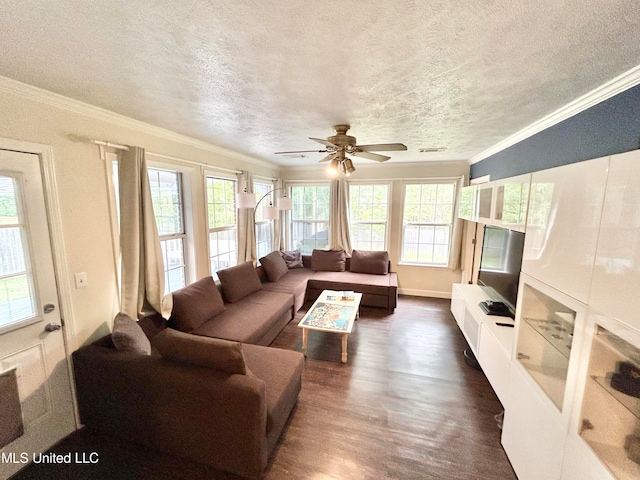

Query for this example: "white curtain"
[448,175,466,269]
[329,178,352,254]
[118,146,165,318]
[273,179,286,251]
[237,171,256,263]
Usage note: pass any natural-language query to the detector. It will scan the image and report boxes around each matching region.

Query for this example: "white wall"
[281,160,470,297]
[0,80,280,347]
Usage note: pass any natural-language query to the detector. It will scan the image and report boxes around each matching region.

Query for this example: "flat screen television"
[477,225,525,314]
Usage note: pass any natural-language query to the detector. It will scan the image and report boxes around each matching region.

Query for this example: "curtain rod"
[92,139,242,175]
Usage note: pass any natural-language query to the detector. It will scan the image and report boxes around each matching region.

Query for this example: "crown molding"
[280,159,469,172]
[470,64,640,165]
[0,75,275,169]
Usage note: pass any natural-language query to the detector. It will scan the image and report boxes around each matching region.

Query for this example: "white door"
[0,149,76,479]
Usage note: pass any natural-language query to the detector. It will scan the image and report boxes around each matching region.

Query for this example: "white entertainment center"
[452,149,640,480]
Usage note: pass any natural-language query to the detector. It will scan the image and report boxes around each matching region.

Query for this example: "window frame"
[399,179,458,267]
[205,173,238,279]
[146,165,188,294]
[288,182,330,254]
[348,181,391,252]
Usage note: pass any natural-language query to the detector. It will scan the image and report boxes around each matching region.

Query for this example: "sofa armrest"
[73,344,268,479]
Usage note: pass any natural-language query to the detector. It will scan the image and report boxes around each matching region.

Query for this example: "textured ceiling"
[1,1,639,167]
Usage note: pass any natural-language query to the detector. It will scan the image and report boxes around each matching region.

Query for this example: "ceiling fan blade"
[352,151,391,162]
[356,143,407,152]
[318,154,335,163]
[309,137,338,148]
[274,149,327,154]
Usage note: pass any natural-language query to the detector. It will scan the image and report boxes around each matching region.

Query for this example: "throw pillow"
[153,328,249,375]
[217,261,263,303]
[281,249,304,269]
[311,249,346,272]
[260,251,289,282]
[169,276,226,332]
[111,312,152,355]
[349,250,390,275]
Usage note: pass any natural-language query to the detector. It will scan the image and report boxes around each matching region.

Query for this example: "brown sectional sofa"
[258,253,398,312]
[73,249,397,479]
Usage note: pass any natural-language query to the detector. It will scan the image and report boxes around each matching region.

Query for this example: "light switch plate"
[74,272,88,289]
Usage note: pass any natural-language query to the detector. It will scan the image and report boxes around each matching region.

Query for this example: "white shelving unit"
[454,149,640,480]
[450,283,514,405]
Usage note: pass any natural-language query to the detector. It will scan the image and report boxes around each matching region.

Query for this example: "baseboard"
[398,288,451,299]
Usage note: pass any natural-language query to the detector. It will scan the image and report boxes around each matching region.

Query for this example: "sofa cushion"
[192,290,294,345]
[152,328,249,375]
[281,249,304,269]
[260,251,289,282]
[111,313,152,355]
[261,267,314,311]
[311,249,346,272]
[170,276,226,332]
[349,250,389,275]
[218,261,263,303]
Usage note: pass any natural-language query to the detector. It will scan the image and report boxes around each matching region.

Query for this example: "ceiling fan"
[274,125,407,175]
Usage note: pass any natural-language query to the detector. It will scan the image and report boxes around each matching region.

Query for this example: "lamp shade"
[262,205,280,220]
[236,192,256,208]
[278,196,292,210]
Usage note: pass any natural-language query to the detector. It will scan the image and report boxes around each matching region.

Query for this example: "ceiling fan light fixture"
[327,157,340,175]
[344,158,355,176]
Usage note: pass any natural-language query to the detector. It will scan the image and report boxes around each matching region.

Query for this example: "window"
[349,183,389,251]
[254,181,274,259]
[290,184,329,254]
[401,182,456,266]
[148,168,187,293]
[0,175,36,328]
[206,176,237,278]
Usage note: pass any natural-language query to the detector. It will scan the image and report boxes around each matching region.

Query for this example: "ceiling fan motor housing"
[328,124,357,151]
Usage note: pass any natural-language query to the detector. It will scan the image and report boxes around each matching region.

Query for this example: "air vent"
[418,147,447,153]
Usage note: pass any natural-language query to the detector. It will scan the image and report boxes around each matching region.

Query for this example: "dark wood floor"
[11,296,516,480]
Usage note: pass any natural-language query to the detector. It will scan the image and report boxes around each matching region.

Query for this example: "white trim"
[0,75,273,169]
[398,288,452,299]
[0,136,81,427]
[470,64,640,165]
[471,175,491,185]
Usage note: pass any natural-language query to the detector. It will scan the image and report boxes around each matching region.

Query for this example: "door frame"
[0,135,80,427]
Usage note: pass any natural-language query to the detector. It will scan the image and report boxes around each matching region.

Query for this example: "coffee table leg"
[302,329,308,356]
[341,334,348,363]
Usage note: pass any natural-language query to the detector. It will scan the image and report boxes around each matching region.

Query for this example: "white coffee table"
[297,290,363,363]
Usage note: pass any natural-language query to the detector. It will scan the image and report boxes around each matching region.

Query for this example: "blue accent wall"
[470,83,640,181]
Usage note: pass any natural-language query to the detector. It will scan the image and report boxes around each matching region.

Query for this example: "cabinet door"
[494,174,531,232]
[478,326,510,405]
[450,284,465,328]
[457,185,475,221]
[566,310,640,480]
[522,157,608,303]
[473,183,494,223]
[589,149,640,330]
[502,365,567,480]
